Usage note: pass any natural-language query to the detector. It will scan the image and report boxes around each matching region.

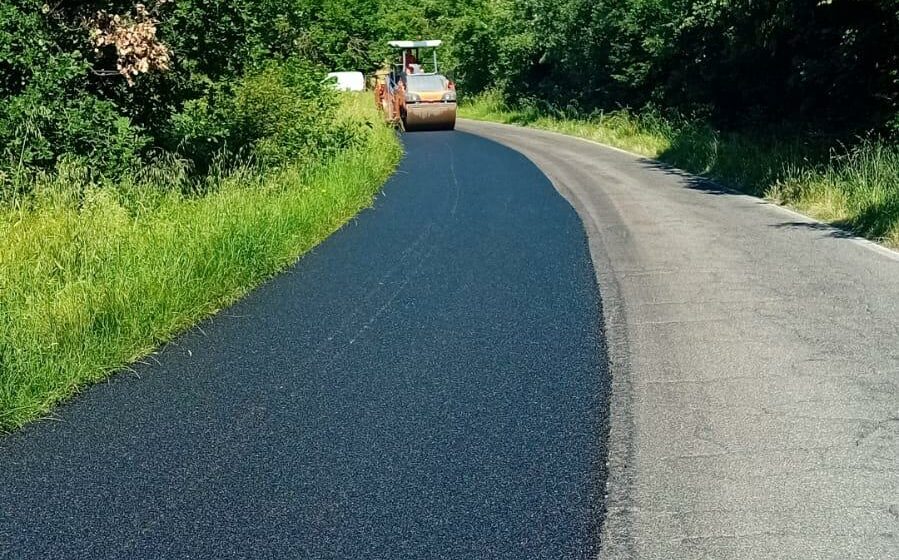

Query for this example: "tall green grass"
[461,91,899,247]
[0,93,401,430]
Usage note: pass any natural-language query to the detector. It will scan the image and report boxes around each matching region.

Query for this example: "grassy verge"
[0,93,401,431]
[460,92,899,248]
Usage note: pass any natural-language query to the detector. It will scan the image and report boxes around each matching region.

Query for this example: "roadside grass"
[0,93,401,431]
[460,91,899,248]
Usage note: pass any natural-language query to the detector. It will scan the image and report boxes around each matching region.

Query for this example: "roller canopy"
[388,40,442,49]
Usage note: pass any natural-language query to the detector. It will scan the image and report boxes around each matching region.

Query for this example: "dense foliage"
[309,0,897,135]
[0,0,371,187]
[450,0,899,134]
[550,0,896,132]
[304,0,899,134]
[1,0,896,187]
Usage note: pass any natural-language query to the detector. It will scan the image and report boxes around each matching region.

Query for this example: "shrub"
[164,82,241,172]
[0,88,148,189]
[0,1,151,186]
[0,1,332,182]
[167,58,363,171]
[232,58,342,166]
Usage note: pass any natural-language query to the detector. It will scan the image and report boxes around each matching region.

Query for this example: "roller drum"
[403,104,457,131]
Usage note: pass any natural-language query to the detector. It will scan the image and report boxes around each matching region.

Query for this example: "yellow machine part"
[403,103,457,131]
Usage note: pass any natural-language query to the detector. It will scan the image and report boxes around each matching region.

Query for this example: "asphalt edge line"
[545,176,638,560]
[454,123,638,559]
[458,118,899,263]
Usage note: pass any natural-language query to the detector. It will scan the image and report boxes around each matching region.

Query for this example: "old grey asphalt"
[0,131,608,559]
[459,119,899,560]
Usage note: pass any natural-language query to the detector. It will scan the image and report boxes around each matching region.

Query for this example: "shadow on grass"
[654,124,817,198]
[771,221,856,239]
[496,110,543,127]
[645,124,899,244]
[637,159,735,196]
[845,198,899,240]
[644,144,897,245]
[642,154,887,243]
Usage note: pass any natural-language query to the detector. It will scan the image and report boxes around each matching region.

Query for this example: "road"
[0,130,607,559]
[2,121,898,559]
[459,120,899,559]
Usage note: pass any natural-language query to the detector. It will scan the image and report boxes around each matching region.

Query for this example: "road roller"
[374,40,457,131]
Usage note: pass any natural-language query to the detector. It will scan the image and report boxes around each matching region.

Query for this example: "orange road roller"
[374,40,457,131]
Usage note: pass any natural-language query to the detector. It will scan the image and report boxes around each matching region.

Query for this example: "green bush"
[232,59,340,166]
[165,83,241,172]
[167,58,363,171]
[0,1,150,185]
[0,90,148,184]
[0,0,372,184]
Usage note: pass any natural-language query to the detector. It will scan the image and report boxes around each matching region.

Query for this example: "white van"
[326,71,365,92]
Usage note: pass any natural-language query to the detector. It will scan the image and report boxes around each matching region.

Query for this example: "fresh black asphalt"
[0,131,609,559]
